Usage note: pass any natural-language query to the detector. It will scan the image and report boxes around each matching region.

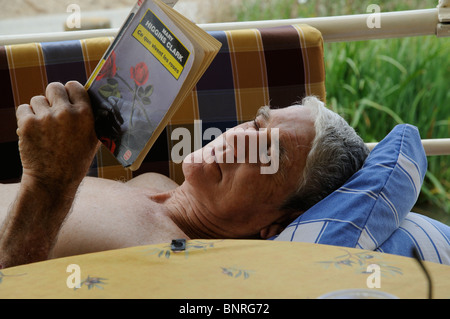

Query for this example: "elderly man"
[0,81,369,268]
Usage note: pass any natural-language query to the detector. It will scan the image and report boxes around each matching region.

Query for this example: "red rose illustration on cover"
[130,62,149,86]
[93,52,154,158]
[97,51,117,80]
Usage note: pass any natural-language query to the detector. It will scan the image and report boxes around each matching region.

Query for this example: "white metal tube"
[0,9,440,45]
[422,139,450,156]
[366,139,450,156]
[201,9,439,42]
[0,29,119,46]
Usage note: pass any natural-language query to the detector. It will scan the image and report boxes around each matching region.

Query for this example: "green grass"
[325,37,450,217]
[234,0,450,221]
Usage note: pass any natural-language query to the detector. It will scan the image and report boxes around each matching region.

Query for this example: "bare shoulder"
[126,173,179,192]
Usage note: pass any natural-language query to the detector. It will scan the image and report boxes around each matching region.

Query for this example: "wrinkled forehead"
[259,104,317,135]
[259,104,316,179]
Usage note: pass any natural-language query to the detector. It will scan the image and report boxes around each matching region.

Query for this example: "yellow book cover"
[85,0,221,170]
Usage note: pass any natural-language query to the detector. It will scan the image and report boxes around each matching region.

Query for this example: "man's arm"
[0,81,99,268]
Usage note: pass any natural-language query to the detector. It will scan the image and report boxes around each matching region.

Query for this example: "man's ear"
[260,211,303,239]
[259,224,284,239]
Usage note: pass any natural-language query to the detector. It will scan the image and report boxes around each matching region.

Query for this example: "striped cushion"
[379,213,450,265]
[0,24,325,184]
[273,124,450,265]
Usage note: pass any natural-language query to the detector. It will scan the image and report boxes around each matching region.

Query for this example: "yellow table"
[0,240,448,299]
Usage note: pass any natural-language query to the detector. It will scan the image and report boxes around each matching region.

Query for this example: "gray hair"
[280,96,370,213]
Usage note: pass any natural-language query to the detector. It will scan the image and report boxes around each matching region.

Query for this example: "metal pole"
[366,139,450,156]
[0,9,442,45]
[201,9,440,42]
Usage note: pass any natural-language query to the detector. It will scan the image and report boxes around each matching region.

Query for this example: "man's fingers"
[65,81,90,106]
[43,81,90,108]
[45,82,70,107]
[29,95,50,114]
[16,104,34,136]
[16,103,34,118]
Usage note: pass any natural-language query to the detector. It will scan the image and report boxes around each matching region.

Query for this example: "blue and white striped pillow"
[378,212,450,264]
[272,124,450,265]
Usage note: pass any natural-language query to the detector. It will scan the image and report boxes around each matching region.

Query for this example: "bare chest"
[50,179,187,258]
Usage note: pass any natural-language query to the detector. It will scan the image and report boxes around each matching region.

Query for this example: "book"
[85,0,222,170]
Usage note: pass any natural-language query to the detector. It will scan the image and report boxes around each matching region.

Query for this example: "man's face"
[181,104,316,237]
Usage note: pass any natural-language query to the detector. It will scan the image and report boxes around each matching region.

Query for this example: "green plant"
[325,37,450,216]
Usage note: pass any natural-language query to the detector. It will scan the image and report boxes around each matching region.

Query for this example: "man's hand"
[16,81,99,189]
[0,81,99,268]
